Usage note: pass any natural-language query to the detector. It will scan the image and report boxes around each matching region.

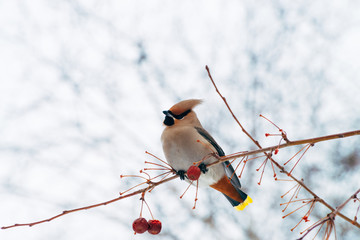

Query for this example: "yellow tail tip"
[234,196,253,211]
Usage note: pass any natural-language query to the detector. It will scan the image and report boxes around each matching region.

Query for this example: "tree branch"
[206,130,360,165]
[1,175,178,229]
[298,188,360,239]
[332,188,360,217]
[205,65,360,230]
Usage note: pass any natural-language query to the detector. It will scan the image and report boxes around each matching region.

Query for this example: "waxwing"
[161,99,252,210]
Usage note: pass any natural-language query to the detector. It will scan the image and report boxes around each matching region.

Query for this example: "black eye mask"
[162,109,191,126]
[167,109,191,119]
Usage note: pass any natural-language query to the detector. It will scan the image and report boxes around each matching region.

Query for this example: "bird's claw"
[176,170,186,180]
[198,163,208,173]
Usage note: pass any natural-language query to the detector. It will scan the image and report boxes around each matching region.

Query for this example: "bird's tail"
[210,175,252,211]
[223,189,253,211]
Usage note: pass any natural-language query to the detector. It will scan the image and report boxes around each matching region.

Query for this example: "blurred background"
[1,0,359,239]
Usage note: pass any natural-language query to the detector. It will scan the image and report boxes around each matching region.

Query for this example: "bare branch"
[332,188,360,217]
[299,188,360,239]
[1,174,178,229]
[206,130,360,165]
[205,65,360,230]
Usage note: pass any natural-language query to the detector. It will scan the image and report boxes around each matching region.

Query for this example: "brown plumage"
[168,99,202,116]
[210,175,244,203]
[161,99,252,210]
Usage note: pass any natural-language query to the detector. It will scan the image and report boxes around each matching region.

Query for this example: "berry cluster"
[130,164,201,235]
[132,217,162,235]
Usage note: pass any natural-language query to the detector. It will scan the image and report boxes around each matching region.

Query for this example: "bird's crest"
[169,99,202,116]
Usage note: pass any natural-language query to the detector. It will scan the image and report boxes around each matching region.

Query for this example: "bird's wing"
[194,126,241,188]
[194,127,225,156]
[222,161,242,188]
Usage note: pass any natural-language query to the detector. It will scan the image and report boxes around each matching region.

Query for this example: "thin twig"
[332,188,360,216]
[205,65,260,145]
[297,216,330,240]
[299,189,360,239]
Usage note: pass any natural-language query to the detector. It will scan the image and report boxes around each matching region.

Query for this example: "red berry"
[148,219,162,235]
[132,217,149,234]
[187,165,201,181]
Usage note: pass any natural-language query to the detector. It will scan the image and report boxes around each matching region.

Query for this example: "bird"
[161,99,252,211]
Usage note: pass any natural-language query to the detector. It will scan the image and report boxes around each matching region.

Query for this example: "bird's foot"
[176,170,186,180]
[198,163,208,173]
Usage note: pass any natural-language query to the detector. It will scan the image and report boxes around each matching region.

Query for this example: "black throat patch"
[164,116,174,126]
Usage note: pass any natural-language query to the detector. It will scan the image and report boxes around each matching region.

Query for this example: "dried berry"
[132,217,149,234]
[187,165,201,181]
[148,219,162,235]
